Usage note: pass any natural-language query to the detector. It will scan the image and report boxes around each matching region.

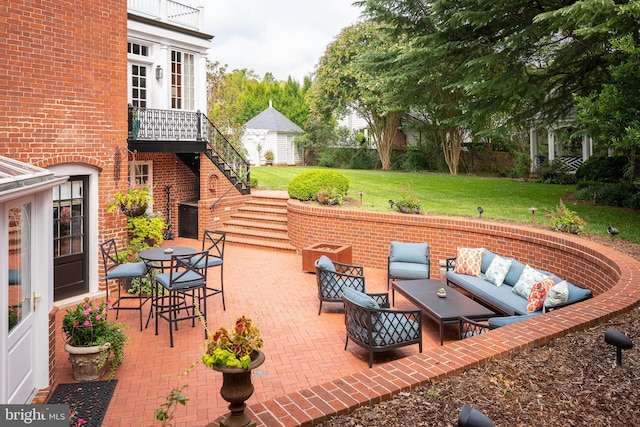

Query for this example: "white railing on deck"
[128,0,201,31]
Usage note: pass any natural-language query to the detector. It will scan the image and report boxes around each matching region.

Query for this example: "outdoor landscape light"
[458,404,495,427]
[156,65,163,80]
[389,199,395,209]
[477,206,483,218]
[359,191,363,206]
[529,206,537,223]
[607,226,619,242]
[604,327,633,366]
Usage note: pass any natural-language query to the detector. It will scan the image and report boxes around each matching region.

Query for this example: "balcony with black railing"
[128,105,250,194]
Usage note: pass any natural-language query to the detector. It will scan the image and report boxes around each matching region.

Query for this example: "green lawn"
[251,166,640,243]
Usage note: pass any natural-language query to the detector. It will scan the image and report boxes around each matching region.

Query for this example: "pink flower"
[83,320,90,327]
[83,310,91,316]
[96,315,102,321]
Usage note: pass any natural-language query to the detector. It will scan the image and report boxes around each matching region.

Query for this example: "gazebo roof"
[245,102,303,133]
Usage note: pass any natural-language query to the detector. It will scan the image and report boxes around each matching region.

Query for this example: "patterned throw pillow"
[527,276,556,312]
[544,280,570,308]
[454,247,484,277]
[512,265,548,299]
[484,255,513,287]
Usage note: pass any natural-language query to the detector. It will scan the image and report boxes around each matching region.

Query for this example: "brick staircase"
[224,190,297,253]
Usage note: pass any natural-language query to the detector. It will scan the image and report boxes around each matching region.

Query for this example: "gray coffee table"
[392,279,495,345]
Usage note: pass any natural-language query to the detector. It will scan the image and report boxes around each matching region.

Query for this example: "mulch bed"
[319,232,640,426]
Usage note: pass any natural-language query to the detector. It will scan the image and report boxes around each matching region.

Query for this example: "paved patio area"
[51,238,449,426]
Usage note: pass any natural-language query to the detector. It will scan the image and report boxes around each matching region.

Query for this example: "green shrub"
[250,177,258,188]
[575,181,640,208]
[288,169,349,201]
[576,156,628,183]
[535,159,576,185]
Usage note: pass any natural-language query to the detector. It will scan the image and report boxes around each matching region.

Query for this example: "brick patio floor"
[50,238,447,426]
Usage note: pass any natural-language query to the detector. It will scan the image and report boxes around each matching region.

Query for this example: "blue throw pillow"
[316,255,336,272]
[390,241,428,264]
[343,287,379,309]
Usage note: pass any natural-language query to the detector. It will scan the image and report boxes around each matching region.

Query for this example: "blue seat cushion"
[390,242,428,264]
[389,261,429,280]
[189,255,222,269]
[155,271,205,289]
[502,259,526,287]
[446,271,529,315]
[106,262,148,279]
[488,312,541,328]
[480,249,496,274]
[316,255,336,272]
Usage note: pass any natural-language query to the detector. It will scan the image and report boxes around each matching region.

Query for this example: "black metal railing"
[200,114,250,194]
[128,105,250,194]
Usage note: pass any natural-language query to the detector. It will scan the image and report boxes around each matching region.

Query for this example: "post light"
[458,404,495,427]
[477,206,483,218]
[605,328,633,366]
[529,206,537,223]
[359,191,363,207]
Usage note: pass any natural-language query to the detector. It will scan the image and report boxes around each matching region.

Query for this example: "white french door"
[4,197,36,404]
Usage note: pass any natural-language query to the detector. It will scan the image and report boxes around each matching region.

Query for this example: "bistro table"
[139,246,198,270]
[139,246,198,329]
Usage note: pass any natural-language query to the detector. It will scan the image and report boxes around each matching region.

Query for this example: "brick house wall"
[1,0,127,391]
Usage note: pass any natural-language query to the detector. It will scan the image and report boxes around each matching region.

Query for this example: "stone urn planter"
[64,342,110,381]
[212,350,266,427]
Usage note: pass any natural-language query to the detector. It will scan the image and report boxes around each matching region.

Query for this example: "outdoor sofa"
[445,247,592,328]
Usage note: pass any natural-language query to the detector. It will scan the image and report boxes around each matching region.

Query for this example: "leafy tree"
[576,31,640,180]
[308,21,403,170]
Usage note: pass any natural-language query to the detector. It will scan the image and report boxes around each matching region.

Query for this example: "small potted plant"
[202,316,265,426]
[264,150,274,166]
[107,187,152,217]
[62,298,127,381]
[544,200,587,234]
[391,181,421,214]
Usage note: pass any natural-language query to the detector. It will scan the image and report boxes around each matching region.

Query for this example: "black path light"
[389,199,395,209]
[477,206,483,218]
[607,226,620,243]
[458,404,495,427]
[605,328,633,366]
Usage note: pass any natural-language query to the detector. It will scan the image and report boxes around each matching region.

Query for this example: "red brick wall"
[1,0,128,243]
[288,201,622,296]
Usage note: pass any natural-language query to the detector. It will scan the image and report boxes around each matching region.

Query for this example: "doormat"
[47,380,117,427]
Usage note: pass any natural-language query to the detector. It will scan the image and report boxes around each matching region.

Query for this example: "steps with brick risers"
[224,190,297,253]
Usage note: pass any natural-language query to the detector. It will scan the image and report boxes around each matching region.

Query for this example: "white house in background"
[242,101,304,166]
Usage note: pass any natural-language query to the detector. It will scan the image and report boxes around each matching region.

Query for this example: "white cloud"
[181,0,363,82]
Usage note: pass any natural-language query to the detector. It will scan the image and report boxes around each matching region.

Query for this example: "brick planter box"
[302,243,352,273]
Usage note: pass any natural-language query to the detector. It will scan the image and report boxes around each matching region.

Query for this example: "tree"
[308,21,403,170]
[576,35,640,180]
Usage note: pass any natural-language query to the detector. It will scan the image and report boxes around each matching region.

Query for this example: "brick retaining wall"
[243,202,640,426]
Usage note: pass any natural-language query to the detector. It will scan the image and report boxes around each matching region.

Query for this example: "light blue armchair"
[387,241,430,289]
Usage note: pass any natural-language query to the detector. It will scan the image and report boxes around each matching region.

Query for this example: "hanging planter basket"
[120,203,148,218]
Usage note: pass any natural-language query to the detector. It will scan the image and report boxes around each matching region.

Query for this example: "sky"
[181,1,363,82]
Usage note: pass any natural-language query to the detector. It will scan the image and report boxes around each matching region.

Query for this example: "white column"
[582,135,591,161]
[547,129,555,161]
[529,128,538,171]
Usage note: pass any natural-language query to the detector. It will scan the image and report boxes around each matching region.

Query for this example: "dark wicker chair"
[315,256,366,315]
[458,316,497,340]
[343,290,422,368]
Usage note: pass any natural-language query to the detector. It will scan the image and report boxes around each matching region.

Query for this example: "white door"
[5,198,36,404]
